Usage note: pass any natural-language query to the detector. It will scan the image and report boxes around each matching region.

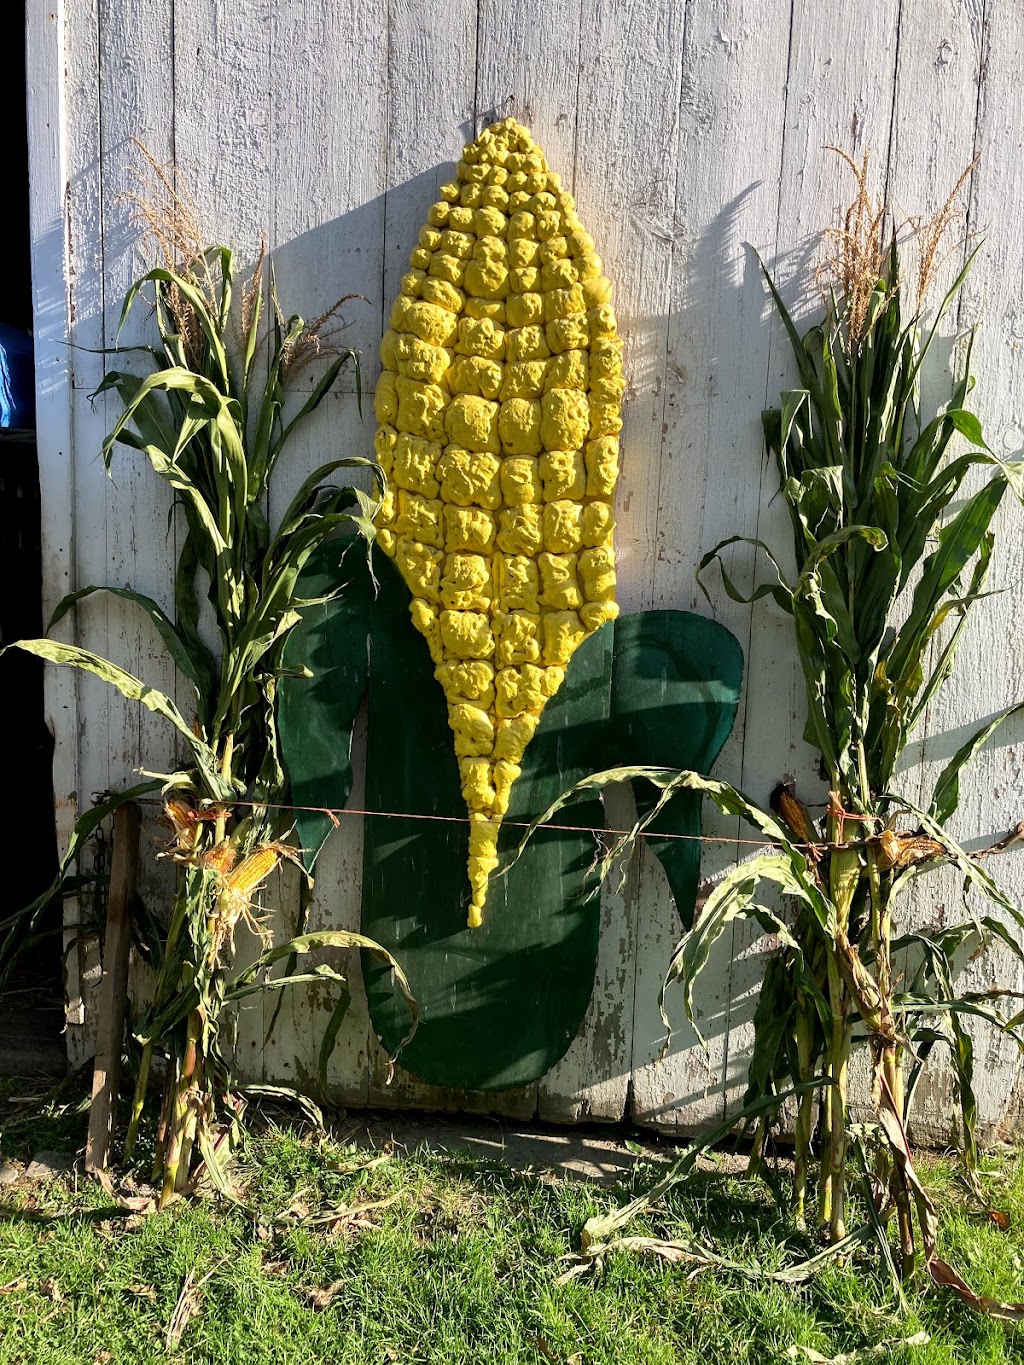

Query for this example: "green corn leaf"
[47,584,208,696]
[907,243,984,392]
[275,350,357,455]
[929,700,1024,825]
[173,531,220,722]
[9,639,229,798]
[758,255,828,413]
[793,523,888,586]
[906,534,995,736]
[696,534,793,611]
[790,596,846,777]
[229,929,417,1059]
[241,267,264,392]
[851,1135,906,1301]
[249,313,305,492]
[91,368,179,456]
[227,963,350,1004]
[888,475,1007,695]
[210,245,234,342]
[894,990,1024,1043]
[213,513,372,731]
[272,457,382,547]
[115,266,232,390]
[742,952,812,1110]
[662,857,828,1047]
[580,1077,829,1247]
[509,766,831,933]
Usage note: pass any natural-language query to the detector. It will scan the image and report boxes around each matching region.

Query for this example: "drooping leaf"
[929,700,1024,825]
[47,584,210,697]
[8,639,229,798]
[662,856,825,1046]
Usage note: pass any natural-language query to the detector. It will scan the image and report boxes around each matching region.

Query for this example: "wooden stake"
[85,802,141,1172]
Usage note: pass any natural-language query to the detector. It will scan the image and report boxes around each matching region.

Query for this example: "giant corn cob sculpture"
[372,118,624,925]
[279,121,742,1090]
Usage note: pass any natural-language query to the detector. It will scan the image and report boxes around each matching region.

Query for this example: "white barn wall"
[29,0,1024,1132]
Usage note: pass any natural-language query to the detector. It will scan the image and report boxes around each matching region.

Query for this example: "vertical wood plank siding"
[33,0,1024,1134]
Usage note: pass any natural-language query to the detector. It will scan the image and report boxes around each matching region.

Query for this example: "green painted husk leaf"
[279,549,743,1091]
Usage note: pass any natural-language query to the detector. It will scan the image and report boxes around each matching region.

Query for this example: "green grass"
[1,1079,1023,1363]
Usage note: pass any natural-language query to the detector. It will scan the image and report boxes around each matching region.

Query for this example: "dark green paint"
[360,553,613,1091]
[608,610,744,933]
[278,539,371,868]
[278,548,743,1091]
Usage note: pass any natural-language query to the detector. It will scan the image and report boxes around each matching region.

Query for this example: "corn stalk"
[11,234,413,1204]
[515,164,1024,1286]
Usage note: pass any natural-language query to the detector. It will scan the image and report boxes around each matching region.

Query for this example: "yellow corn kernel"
[227,845,281,896]
[373,118,623,923]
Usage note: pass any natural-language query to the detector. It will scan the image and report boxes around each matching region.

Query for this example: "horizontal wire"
[140,793,887,853]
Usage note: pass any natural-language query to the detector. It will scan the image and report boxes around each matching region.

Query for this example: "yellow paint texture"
[373,119,624,925]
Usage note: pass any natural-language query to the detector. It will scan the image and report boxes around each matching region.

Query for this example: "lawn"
[1,1077,1023,1364]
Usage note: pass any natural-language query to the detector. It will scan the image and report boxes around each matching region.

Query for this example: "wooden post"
[85,802,141,1172]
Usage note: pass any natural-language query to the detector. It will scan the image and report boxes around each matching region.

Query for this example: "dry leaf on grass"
[786,1335,929,1363]
[929,1258,1024,1321]
[125,1284,158,1301]
[295,1278,346,1310]
[0,1277,28,1294]
[165,1261,222,1349]
[93,1169,158,1214]
[324,1151,392,1176]
[533,1338,583,1365]
[275,1191,400,1232]
[557,1230,867,1286]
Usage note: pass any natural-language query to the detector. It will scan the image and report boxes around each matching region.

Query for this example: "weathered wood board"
[27,0,1024,1134]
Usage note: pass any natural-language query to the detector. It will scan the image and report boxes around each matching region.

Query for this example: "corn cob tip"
[374,117,623,923]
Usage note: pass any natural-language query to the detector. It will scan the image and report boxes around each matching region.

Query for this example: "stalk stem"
[793,991,815,1227]
[123,1040,153,1162]
[160,1008,202,1208]
[214,732,235,846]
[828,990,850,1242]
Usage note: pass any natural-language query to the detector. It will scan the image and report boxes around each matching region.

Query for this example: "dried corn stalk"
[373,118,624,924]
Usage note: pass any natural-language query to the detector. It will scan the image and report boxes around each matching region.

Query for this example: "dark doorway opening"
[0,1,64,1075]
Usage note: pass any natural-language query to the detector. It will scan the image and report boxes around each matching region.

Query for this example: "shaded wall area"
[1,0,62,1074]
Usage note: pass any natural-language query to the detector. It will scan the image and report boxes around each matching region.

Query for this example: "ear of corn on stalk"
[211,843,286,955]
[373,118,624,925]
